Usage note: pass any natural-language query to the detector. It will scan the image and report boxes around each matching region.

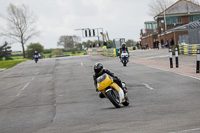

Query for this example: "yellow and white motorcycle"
[97,73,129,108]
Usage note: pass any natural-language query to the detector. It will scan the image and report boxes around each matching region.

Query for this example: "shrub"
[51,49,63,56]
[71,49,76,54]
[26,43,44,58]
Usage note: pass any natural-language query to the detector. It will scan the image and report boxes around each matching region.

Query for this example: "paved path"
[1,51,200,133]
[130,49,200,80]
[0,69,6,72]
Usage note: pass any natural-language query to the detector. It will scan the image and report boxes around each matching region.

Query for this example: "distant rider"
[34,51,39,63]
[93,62,127,98]
[119,43,129,60]
[34,51,39,58]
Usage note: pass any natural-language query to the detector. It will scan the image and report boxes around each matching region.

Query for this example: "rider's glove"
[113,76,119,81]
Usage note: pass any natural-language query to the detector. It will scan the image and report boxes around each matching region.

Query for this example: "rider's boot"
[99,93,106,98]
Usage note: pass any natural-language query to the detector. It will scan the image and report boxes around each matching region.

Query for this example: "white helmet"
[122,43,126,47]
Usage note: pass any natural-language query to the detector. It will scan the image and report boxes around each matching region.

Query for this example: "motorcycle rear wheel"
[35,58,38,63]
[123,61,126,66]
[122,96,129,106]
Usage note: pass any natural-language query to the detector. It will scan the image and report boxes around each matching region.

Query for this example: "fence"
[179,44,200,55]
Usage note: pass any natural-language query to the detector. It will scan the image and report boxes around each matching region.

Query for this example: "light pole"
[164,5,167,32]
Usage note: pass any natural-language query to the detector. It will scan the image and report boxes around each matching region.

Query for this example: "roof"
[156,0,200,17]
[167,19,200,32]
[144,21,157,24]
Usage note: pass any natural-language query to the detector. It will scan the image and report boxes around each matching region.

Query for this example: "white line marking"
[16,73,38,97]
[16,91,22,97]
[142,83,154,90]
[146,65,200,81]
[81,62,83,66]
[169,128,200,133]
[32,76,35,80]
[145,55,169,59]
[21,82,30,90]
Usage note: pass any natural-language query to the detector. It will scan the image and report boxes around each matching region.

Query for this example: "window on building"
[152,23,157,32]
[177,17,182,24]
[146,24,153,29]
[190,15,200,22]
[166,17,182,25]
[189,16,193,22]
[166,17,176,24]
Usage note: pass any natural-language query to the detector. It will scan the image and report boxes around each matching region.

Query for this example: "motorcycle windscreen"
[97,74,113,91]
[121,52,128,58]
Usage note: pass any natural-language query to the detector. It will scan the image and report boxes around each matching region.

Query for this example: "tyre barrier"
[179,44,200,55]
[87,48,117,57]
[87,47,136,57]
[87,48,104,55]
[103,49,117,57]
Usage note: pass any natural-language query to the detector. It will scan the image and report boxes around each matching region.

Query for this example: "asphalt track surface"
[0,51,200,133]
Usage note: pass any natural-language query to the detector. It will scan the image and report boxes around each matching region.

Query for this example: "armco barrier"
[179,44,200,55]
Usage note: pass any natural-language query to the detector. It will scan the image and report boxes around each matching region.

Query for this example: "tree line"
[2,1,195,59]
[0,42,12,60]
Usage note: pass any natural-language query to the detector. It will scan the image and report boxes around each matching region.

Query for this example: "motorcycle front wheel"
[35,58,38,63]
[106,89,121,108]
[123,61,126,66]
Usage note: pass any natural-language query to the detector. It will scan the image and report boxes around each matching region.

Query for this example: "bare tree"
[190,0,200,5]
[0,4,39,58]
[57,35,81,50]
[148,0,200,17]
[148,0,173,17]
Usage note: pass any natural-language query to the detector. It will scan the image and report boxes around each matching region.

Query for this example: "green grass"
[0,59,28,69]
[43,50,87,58]
[43,53,51,58]
[63,51,86,56]
[11,56,24,60]
[9,50,87,59]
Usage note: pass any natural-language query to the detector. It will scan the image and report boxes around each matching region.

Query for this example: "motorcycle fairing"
[97,74,125,103]
[97,74,113,91]
[110,83,125,103]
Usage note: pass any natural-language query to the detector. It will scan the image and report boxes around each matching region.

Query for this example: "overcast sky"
[0,0,176,51]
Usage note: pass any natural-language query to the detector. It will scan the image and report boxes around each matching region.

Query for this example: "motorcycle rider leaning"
[93,62,127,98]
[119,43,129,60]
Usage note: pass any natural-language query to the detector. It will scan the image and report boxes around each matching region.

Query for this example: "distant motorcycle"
[34,55,39,63]
[120,51,129,66]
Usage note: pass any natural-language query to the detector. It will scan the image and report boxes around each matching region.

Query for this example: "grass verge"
[0,59,28,69]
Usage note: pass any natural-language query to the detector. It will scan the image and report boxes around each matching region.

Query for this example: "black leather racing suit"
[93,69,123,92]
